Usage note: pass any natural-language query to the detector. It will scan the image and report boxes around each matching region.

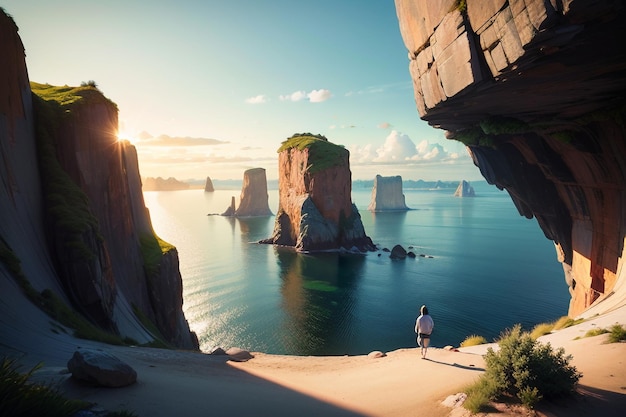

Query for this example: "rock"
[441,393,467,408]
[407,251,416,258]
[234,168,273,217]
[395,0,626,316]
[67,349,137,387]
[453,180,475,197]
[367,351,386,358]
[225,347,254,362]
[261,134,374,252]
[390,244,407,259]
[204,176,214,192]
[368,175,409,211]
[221,196,236,216]
[209,346,227,355]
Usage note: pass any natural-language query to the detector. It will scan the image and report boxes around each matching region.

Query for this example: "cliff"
[395,0,626,316]
[234,168,273,217]
[453,180,475,197]
[368,175,409,211]
[204,176,215,192]
[262,134,374,252]
[0,10,197,351]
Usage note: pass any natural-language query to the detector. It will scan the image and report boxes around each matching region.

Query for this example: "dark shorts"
[418,333,430,339]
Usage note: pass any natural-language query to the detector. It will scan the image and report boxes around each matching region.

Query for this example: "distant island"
[142,176,190,191]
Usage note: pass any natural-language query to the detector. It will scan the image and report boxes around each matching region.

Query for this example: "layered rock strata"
[395,0,626,316]
[261,134,374,252]
[368,174,409,211]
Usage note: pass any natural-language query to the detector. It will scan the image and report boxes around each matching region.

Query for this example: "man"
[415,305,434,359]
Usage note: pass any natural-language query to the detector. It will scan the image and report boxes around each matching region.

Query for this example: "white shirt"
[415,314,434,335]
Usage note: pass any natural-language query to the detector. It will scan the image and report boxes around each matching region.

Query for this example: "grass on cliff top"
[140,233,176,276]
[30,81,117,110]
[278,133,347,174]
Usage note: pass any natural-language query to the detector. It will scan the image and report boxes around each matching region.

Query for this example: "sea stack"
[453,180,475,197]
[261,133,374,252]
[368,175,409,211]
[234,168,273,217]
[204,176,214,192]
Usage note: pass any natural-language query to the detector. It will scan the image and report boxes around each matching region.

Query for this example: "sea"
[143,181,569,356]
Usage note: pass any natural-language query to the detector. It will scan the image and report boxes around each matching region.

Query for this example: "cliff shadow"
[237,216,274,242]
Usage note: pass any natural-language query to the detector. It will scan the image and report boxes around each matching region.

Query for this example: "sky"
[3,0,483,182]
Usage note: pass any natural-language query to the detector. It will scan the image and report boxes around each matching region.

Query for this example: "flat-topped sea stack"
[368,175,409,211]
[453,180,475,197]
[234,168,273,217]
[261,133,374,252]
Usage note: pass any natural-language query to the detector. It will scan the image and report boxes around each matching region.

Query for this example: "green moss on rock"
[278,133,347,174]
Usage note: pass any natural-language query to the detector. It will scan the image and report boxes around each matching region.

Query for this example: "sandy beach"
[23,305,624,417]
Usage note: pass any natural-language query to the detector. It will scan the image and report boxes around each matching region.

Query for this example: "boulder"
[234,168,273,217]
[225,347,254,362]
[67,349,137,387]
[368,175,409,211]
[453,180,475,197]
[390,245,407,259]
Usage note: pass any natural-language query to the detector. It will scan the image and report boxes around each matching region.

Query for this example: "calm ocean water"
[143,181,569,356]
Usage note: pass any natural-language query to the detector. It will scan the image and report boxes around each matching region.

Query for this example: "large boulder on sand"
[67,349,137,387]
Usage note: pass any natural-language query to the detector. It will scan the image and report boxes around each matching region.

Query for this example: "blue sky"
[3,0,482,181]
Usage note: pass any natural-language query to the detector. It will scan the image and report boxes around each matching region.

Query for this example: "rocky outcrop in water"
[204,176,215,192]
[395,0,626,316]
[368,175,409,211]
[234,168,273,217]
[453,180,475,197]
[0,9,197,350]
[261,134,374,252]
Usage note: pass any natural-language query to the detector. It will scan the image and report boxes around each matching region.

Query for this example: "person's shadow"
[423,357,485,372]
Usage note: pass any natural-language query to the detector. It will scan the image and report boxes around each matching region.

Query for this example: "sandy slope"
[16,305,623,417]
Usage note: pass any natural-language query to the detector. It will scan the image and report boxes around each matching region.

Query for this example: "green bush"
[608,324,626,343]
[460,334,488,347]
[465,324,581,411]
[0,357,90,417]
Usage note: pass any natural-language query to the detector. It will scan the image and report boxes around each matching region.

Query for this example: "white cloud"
[349,131,465,165]
[307,89,332,103]
[280,90,307,102]
[245,95,267,104]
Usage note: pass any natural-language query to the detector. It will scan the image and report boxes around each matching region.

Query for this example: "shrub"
[460,334,488,347]
[530,322,554,339]
[608,324,626,343]
[552,316,584,330]
[583,327,608,338]
[0,357,90,417]
[465,324,581,411]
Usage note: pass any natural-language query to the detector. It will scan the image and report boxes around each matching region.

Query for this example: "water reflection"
[275,249,366,355]
[237,216,274,242]
[365,210,409,247]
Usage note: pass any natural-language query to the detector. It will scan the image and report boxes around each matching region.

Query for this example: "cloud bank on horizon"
[130,128,473,182]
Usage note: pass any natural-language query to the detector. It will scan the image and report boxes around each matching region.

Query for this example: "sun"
[116,131,137,145]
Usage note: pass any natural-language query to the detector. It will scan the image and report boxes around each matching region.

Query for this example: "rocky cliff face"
[234,168,273,217]
[262,134,374,252]
[395,0,626,316]
[0,9,197,350]
[368,175,409,211]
